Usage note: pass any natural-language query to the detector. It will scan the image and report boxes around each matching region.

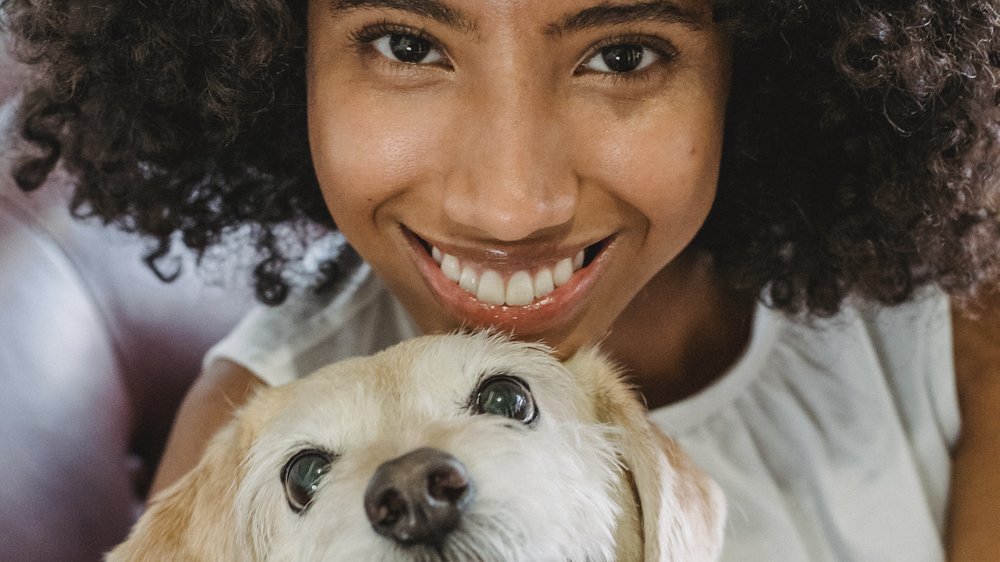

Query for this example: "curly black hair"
[2,0,998,313]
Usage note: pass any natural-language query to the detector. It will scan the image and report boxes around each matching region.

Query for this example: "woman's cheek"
[311,95,445,219]
[589,116,719,218]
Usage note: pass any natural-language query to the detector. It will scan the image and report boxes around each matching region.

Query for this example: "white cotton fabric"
[204,263,959,562]
[650,292,958,561]
[205,264,420,386]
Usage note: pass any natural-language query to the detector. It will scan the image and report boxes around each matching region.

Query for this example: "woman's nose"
[442,85,578,242]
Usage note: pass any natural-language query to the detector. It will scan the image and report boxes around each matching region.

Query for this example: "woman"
[4,0,998,558]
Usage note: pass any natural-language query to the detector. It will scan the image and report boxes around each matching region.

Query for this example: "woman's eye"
[281,449,333,514]
[582,44,660,74]
[372,33,444,65]
[473,375,537,425]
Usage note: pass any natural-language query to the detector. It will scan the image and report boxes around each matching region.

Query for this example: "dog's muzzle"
[364,447,474,547]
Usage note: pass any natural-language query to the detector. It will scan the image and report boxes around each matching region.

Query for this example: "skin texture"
[150,359,263,495]
[306,0,736,374]
[948,291,1000,560]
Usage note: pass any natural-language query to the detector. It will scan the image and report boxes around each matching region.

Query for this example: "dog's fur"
[108,332,725,561]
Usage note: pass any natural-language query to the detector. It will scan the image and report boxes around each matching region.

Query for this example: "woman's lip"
[403,228,613,335]
[407,230,600,271]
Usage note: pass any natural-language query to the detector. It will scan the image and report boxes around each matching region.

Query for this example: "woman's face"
[307,0,731,354]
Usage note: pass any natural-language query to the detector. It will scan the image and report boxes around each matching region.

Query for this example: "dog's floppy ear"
[105,413,256,562]
[564,348,726,562]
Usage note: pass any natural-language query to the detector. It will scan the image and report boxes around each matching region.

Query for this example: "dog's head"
[109,332,724,562]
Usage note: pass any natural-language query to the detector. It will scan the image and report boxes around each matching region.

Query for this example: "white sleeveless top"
[206,264,959,561]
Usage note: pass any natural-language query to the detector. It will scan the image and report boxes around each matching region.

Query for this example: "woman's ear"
[564,347,727,562]
[105,417,254,562]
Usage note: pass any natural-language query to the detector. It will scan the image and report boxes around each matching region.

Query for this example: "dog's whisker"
[448,513,529,561]
[446,537,487,562]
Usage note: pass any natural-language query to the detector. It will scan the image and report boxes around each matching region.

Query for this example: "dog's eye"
[281,449,333,513]
[473,375,537,424]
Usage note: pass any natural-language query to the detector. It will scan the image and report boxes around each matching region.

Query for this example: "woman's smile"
[403,227,615,334]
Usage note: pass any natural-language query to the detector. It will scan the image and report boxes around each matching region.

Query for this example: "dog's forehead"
[302,333,571,396]
[272,333,582,430]
[402,333,569,389]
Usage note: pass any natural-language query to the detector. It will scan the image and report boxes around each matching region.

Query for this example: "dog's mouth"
[389,517,524,562]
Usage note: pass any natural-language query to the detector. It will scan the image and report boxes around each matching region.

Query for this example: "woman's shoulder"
[655,288,955,434]
[204,263,419,386]
[782,289,955,416]
[652,290,958,560]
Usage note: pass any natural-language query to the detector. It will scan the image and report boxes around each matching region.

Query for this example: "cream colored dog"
[108,332,725,561]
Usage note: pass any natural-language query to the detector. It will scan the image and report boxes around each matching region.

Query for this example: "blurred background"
[0,34,255,561]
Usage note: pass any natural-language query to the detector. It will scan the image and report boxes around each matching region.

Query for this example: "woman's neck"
[603,251,755,409]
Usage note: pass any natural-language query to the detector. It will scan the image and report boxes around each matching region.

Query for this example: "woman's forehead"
[321,0,716,31]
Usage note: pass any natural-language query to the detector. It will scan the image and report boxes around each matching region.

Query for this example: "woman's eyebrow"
[547,1,707,36]
[327,0,476,32]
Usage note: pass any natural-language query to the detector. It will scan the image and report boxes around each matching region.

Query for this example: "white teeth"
[552,258,574,287]
[441,254,461,282]
[459,265,479,293]
[430,245,592,306]
[505,271,535,306]
[533,269,555,298]
[476,270,506,305]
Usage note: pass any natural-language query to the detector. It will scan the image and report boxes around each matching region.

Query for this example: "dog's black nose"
[364,447,473,546]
